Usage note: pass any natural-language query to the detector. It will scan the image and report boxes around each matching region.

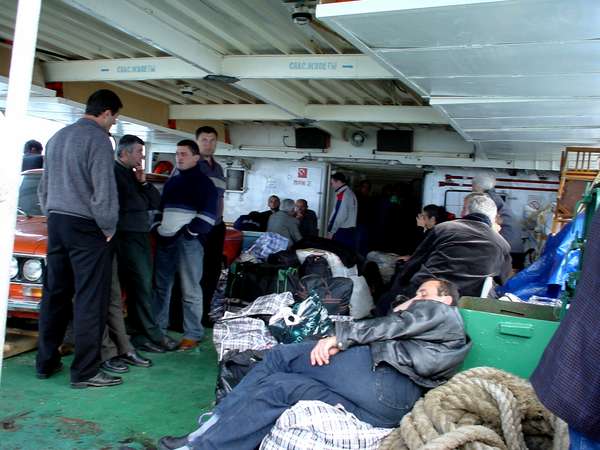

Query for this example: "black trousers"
[201,222,225,325]
[114,231,163,346]
[36,214,113,382]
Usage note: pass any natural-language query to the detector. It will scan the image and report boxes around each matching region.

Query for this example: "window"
[226,168,246,192]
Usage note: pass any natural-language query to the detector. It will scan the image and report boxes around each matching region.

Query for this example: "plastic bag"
[498,213,584,300]
[268,293,333,344]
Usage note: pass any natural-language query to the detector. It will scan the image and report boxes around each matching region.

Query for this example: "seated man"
[267,198,302,245]
[158,278,471,450]
[379,193,511,315]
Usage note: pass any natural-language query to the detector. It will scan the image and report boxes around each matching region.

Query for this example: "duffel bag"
[226,262,298,303]
[295,274,352,316]
[267,249,301,267]
[300,254,332,279]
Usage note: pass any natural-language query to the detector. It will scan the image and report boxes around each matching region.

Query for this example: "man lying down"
[159,278,472,450]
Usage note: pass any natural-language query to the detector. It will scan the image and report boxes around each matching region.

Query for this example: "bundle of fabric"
[213,292,294,360]
[260,401,393,450]
[378,367,568,450]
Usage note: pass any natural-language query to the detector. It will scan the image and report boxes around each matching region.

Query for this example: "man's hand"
[310,336,339,366]
[326,232,333,239]
[134,165,146,183]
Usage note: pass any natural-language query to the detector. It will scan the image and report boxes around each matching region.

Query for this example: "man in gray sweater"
[36,89,124,389]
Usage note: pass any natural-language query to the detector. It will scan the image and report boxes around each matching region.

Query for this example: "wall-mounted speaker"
[295,127,330,149]
[376,129,413,152]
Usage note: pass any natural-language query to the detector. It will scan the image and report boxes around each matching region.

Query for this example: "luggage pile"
[211,238,374,402]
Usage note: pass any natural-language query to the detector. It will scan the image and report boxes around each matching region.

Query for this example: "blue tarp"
[498,213,585,301]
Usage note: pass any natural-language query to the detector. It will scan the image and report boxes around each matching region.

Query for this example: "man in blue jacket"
[152,139,218,352]
[159,278,471,450]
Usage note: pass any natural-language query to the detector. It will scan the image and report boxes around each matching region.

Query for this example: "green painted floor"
[0,337,218,450]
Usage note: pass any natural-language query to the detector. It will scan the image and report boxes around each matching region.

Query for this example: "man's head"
[330,172,347,189]
[175,139,201,170]
[195,126,218,159]
[419,204,445,230]
[23,140,43,155]
[472,173,496,193]
[295,199,308,214]
[85,89,123,131]
[393,279,459,312]
[116,135,145,168]
[280,198,295,215]
[461,193,497,223]
[268,195,280,212]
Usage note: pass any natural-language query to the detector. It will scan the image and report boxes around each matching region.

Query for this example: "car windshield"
[18,173,43,216]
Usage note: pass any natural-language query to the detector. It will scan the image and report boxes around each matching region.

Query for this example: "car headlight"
[10,257,18,279]
[23,259,43,282]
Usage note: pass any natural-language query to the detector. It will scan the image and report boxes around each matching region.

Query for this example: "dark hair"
[195,126,218,139]
[424,278,460,306]
[422,204,447,225]
[331,172,347,184]
[116,135,145,157]
[296,198,308,207]
[85,89,123,116]
[177,139,200,155]
[359,179,371,188]
[24,139,43,155]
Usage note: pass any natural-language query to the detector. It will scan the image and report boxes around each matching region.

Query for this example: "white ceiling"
[317,0,600,159]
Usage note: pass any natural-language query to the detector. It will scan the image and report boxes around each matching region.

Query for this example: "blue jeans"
[333,227,357,250]
[570,428,600,450]
[153,235,205,341]
[189,342,423,450]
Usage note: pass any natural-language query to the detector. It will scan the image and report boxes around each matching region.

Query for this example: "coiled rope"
[378,367,568,450]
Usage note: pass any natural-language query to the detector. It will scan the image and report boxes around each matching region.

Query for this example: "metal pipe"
[0,0,42,379]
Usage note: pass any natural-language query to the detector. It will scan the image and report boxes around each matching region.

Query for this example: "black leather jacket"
[335,301,471,388]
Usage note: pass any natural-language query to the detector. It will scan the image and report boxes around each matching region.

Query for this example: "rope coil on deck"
[378,367,569,450]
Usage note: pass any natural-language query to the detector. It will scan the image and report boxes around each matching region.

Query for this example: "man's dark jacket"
[398,214,512,296]
[22,154,43,171]
[114,161,160,232]
[298,209,318,238]
[530,209,600,440]
[336,300,471,388]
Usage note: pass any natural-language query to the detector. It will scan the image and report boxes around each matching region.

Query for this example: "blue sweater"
[155,164,218,241]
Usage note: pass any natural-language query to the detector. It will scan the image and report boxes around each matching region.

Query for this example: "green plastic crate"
[458,297,561,378]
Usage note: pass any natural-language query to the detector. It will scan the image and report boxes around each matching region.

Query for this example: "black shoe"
[101,357,129,374]
[119,351,152,368]
[137,341,166,353]
[71,371,123,389]
[158,435,189,450]
[36,362,64,379]
[161,335,180,352]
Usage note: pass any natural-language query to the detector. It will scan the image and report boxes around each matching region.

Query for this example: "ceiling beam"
[60,0,309,119]
[169,104,449,124]
[62,0,222,73]
[44,54,394,82]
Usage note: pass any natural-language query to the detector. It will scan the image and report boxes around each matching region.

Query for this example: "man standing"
[327,172,358,249]
[295,198,318,238]
[158,278,471,450]
[112,134,177,353]
[36,89,123,388]
[152,140,218,351]
[195,126,227,326]
[22,139,44,171]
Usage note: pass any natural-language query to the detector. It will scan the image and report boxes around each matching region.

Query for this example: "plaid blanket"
[213,292,294,360]
[259,401,393,450]
[250,232,290,261]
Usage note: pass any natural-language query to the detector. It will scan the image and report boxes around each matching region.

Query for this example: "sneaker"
[177,338,198,351]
